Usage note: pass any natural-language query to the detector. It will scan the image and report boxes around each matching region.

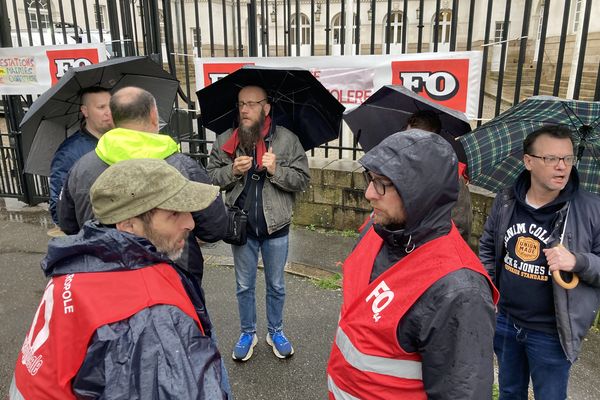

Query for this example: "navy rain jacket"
[41,221,228,399]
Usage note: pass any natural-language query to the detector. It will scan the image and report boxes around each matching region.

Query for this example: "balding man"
[207,85,310,361]
[57,86,228,288]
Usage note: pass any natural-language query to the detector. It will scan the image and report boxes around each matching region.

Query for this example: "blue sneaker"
[232,332,258,361]
[266,331,294,358]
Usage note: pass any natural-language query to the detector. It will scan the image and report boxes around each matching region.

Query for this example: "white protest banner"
[0,43,107,95]
[194,52,482,119]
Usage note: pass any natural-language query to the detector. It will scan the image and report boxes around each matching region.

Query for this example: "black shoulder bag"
[223,174,259,246]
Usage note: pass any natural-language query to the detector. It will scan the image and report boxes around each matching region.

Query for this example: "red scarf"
[458,161,469,182]
[222,116,272,170]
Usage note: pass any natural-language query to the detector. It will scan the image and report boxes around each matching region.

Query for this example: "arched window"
[290,13,311,45]
[332,13,357,45]
[28,0,50,30]
[384,11,403,45]
[431,9,451,45]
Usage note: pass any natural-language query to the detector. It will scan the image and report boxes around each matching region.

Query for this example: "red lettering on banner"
[328,88,372,105]
[46,49,100,85]
[391,59,470,112]
[202,63,254,87]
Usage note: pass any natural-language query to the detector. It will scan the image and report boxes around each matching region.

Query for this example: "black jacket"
[42,221,227,399]
[49,129,97,224]
[480,168,600,362]
[359,129,496,400]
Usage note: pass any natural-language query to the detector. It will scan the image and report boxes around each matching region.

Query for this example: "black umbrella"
[196,65,345,151]
[343,84,471,162]
[21,56,179,176]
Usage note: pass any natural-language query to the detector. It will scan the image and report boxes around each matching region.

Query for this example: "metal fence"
[1,0,599,204]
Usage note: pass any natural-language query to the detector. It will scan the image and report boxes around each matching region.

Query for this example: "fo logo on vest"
[21,281,54,376]
[366,281,395,322]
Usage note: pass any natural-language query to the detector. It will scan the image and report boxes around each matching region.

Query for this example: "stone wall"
[293,158,371,231]
[292,157,496,251]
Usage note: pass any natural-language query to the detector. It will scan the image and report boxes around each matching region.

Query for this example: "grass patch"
[340,229,360,238]
[301,224,359,239]
[493,384,499,400]
[313,273,342,290]
[305,224,317,231]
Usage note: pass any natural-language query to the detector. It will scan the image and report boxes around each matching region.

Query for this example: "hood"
[42,221,171,277]
[95,127,180,165]
[359,129,458,246]
[513,167,579,210]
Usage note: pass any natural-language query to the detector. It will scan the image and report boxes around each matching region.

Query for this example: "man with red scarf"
[207,85,310,362]
[327,130,498,399]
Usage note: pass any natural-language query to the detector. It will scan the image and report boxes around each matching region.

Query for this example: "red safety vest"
[12,263,203,400]
[327,226,498,400]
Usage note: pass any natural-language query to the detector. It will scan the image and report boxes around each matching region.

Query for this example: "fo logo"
[391,58,470,112]
[399,71,459,101]
[21,281,54,376]
[201,62,254,87]
[366,281,394,322]
[53,58,93,79]
[46,48,100,84]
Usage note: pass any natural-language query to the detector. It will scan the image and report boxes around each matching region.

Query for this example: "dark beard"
[238,123,260,155]
[238,113,264,155]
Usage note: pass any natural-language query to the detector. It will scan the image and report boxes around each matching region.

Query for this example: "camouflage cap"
[90,158,220,224]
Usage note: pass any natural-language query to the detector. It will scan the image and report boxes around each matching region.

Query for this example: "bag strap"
[238,129,275,214]
[241,172,260,213]
[240,145,266,213]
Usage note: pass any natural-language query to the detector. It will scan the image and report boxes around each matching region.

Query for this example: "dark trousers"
[494,313,572,400]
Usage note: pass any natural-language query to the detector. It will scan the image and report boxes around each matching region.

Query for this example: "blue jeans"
[494,313,572,400]
[231,235,288,334]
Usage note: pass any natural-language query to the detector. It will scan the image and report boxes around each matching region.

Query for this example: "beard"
[238,110,265,155]
[143,221,189,261]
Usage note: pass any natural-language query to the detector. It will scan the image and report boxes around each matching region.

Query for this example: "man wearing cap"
[327,130,498,399]
[57,86,227,287]
[11,158,228,399]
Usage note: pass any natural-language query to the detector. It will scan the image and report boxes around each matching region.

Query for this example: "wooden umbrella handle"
[552,270,579,289]
[550,243,579,289]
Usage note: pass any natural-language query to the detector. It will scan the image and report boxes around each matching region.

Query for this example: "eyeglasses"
[236,99,267,109]
[528,154,576,167]
[363,171,394,196]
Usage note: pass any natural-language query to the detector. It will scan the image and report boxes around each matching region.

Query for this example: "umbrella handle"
[550,244,579,289]
[552,270,579,289]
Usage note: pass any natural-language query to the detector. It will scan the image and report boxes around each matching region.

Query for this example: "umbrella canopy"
[459,96,600,194]
[343,84,471,161]
[196,65,345,151]
[21,56,179,176]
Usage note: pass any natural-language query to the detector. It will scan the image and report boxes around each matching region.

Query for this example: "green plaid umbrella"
[459,96,600,194]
